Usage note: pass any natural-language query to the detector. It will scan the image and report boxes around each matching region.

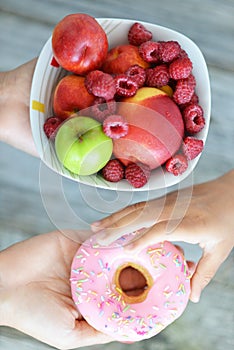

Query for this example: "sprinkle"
[173,254,182,267]
[94,251,100,256]
[89,290,98,296]
[152,306,159,311]
[159,263,167,269]
[86,297,91,303]
[99,310,104,317]
[93,244,100,249]
[76,254,83,259]
[177,283,186,295]
[166,251,172,258]
[101,295,105,302]
[130,308,136,313]
[98,259,104,269]
[77,278,89,283]
[83,271,90,278]
[81,248,90,256]
[80,258,86,264]
[97,272,104,278]
[123,305,131,312]
[115,287,123,294]
[163,290,173,299]
[90,270,96,276]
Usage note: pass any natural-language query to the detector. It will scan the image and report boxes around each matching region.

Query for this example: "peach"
[102,45,150,75]
[52,14,108,75]
[53,75,96,119]
[113,87,184,169]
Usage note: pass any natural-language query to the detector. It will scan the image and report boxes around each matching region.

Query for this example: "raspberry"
[90,97,116,123]
[178,49,189,59]
[165,154,188,176]
[182,103,205,134]
[158,41,181,62]
[43,116,62,139]
[85,70,116,100]
[115,74,138,97]
[128,22,153,46]
[179,92,199,110]
[102,159,125,182]
[169,57,193,80]
[145,64,170,88]
[173,78,194,105]
[103,114,129,139]
[125,162,151,188]
[182,136,204,160]
[138,41,161,63]
[125,65,146,88]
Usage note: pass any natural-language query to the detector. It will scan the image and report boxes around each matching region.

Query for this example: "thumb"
[190,241,232,303]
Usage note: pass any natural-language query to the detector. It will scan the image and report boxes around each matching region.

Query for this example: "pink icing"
[70,233,191,342]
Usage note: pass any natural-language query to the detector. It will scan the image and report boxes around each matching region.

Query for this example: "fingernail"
[91,221,101,232]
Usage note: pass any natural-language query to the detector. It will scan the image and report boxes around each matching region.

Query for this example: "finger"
[94,200,166,246]
[124,218,200,253]
[190,241,233,303]
[91,201,148,232]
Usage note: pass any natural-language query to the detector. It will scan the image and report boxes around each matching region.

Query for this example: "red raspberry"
[158,41,181,62]
[102,159,125,182]
[165,154,188,176]
[43,116,62,139]
[169,57,193,80]
[128,22,153,46]
[115,74,138,97]
[182,103,205,134]
[125,65,146,88]
[179,92,199,110]
[125,162,151,188]
[103,114,129,139]
[173,78,194,105]
[178,49,189,59]
[90,97,116,123]
[182,136,204,160]
[139,41,161,63]
[85,70,116,100]
[145,64,170,88]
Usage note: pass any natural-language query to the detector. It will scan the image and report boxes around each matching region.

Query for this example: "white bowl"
[30,18,211,191]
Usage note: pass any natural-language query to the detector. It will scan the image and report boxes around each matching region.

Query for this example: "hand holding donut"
[91,170,234,303]
[0,231,113,349]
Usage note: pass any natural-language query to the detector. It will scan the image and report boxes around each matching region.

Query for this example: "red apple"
[102,44,150,74]
[113,87,184,169]
[52,13,108,75]
[53,75,96,119]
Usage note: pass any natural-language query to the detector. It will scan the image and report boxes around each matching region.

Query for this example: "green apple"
[55,116,113,175]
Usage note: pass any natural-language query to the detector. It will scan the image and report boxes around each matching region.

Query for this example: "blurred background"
[0,0,233,349]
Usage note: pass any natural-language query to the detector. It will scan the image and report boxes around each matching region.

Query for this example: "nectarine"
[102,45,150,75]
[114,87,184,169]
[52,13,108,75]
[53,75,95,119]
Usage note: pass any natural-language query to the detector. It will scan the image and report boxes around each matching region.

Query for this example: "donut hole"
[115,263,154,304]
[119,266,148,296]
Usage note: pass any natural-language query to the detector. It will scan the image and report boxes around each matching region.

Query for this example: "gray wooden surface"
[0,0,234,349]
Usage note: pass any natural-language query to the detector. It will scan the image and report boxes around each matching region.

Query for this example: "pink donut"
[70,233,191,342]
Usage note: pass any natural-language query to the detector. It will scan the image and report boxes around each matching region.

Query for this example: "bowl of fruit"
[30,14,211,191]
